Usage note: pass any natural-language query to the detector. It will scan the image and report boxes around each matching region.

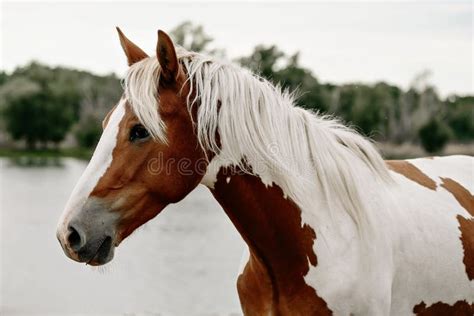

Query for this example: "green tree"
[72,73,121,148]
[445,96,474,141]
[0,71,7,86]
[239,45,285,79]
[239,46,331,112]
[0,63,78,149]
[74,115,102,148]
[1,77,43,149]
[170,21,223,56]
[419,118,451,153]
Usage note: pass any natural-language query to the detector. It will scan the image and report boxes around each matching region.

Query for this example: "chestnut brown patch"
[440,177,474,216]
[413,300,474,316]
[210,167,332,315]
[386,160,437,190]
[440,177,474,281]
[456,215,474,280]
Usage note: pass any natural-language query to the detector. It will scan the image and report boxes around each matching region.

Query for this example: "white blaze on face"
[57,99,126,237]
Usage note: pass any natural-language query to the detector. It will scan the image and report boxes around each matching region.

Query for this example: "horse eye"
[129,124,150,142]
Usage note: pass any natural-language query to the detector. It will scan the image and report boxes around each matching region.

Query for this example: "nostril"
[67,225,84,251]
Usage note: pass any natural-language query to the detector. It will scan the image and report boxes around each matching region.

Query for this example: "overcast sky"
[1,1,472,96]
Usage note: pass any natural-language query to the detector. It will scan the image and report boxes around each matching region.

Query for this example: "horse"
[56,28,474,315]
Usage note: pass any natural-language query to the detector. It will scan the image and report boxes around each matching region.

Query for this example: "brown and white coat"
[56,29,474,315]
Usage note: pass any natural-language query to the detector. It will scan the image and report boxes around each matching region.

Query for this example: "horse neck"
[206,165,329,306]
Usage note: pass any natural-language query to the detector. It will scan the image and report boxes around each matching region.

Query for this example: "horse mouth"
[86,236,114,266]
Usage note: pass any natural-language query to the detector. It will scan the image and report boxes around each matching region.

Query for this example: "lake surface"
[0,158,245,316]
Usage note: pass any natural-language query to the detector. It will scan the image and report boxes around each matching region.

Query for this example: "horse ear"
[157,30,179,83]
[116,27,148,66]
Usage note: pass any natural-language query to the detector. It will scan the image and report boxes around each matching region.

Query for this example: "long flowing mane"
[123,47,393,230]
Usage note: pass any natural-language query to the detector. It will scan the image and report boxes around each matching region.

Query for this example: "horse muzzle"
[56,198,119,266]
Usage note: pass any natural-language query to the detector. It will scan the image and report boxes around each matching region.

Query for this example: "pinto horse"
[56,28,473,315]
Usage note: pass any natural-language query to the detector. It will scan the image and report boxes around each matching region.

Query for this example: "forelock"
[123,57,166,143]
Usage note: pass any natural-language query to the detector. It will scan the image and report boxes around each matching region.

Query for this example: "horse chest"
[236,254,274,316]
[236,251,333,316]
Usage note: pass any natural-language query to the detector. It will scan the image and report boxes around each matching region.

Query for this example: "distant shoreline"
[0,148,93,161]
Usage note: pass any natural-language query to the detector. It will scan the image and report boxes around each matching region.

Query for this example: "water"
[0,158,245,315]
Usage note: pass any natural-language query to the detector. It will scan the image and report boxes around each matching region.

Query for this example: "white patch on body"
[305,155,474,315]
[200,154,234,188]
[226,176,231,184]
[386,156,473,314]
[57,99,126,237]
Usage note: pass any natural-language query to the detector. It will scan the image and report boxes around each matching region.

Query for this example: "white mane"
[123,47,393,231]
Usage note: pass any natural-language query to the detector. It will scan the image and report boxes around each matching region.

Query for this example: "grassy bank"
[0,148,93,161]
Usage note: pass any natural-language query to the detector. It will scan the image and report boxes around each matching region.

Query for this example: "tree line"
[0,22,472,153]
